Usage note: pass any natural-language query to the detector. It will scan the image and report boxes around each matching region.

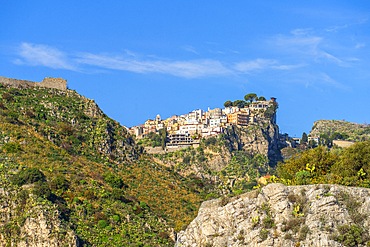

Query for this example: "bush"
[11,168,46,186]
[33,181,52,199]
[50,175,70,191]
[335,224,368,247]
[103,172,126,189]
[112,214,120,223]
[98,220,108,229]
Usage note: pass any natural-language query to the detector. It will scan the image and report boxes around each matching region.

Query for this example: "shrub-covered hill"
[309,120,370,142]
[0,83,204,246]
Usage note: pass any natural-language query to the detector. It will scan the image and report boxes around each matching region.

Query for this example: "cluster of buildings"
[129,98,277,147]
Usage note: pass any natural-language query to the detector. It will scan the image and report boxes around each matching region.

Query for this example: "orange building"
[227,112,249,126]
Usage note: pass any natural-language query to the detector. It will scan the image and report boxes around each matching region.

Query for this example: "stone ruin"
[0,76,67,90]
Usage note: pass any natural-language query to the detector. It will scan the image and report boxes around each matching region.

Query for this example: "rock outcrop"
[176,183,370,247]
[223,120,282,166]
[0,186,79,247]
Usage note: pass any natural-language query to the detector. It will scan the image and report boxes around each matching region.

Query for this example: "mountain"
[0,77,205,246]
[176,183,370,247]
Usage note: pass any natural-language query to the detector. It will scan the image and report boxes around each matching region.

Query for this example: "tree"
[331,141,370,179]
[258,96,266,101]
[300,132,308,144]
[277,146,337,182]
[159,128,167,150]
[224,100,232,107]
[233,100,245,108]
[244,93,258,103]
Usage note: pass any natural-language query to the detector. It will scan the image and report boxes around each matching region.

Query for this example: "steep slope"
[0,167,79,247]
[153,105,284,196]
[0,80,204,246]
[177,183,370,247]
[0,83,140,163]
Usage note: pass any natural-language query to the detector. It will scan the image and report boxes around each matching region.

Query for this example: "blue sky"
[1,1,370,136]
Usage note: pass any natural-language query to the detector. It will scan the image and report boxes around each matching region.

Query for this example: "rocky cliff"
[0,183,79,246]
[176,183,370,247]
[222,119,282,165]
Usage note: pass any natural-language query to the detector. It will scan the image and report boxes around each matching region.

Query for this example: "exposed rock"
[0,186,79,247]
[176,183,370,247]
[223,120,282,166]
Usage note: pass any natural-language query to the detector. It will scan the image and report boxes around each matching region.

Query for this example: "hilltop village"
[129,96,277,148]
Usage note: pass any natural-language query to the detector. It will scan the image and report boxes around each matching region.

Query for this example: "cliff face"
[0,185,78,246]
[176,183,370,247]
[222,119,282,165]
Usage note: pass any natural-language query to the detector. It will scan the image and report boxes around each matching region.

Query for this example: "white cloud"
[319,72,350,90]
[234,59,303,73]
[274,34,322,52]
[271,31,353,67]
[16,43,76,70]
[77,53,232,78]
[234,59,277,73]
[355,43,365,49]
[12,42,310,79]
[182,45,199,55]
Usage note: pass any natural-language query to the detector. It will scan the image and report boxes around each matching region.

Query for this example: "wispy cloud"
[234,59,303,73]
[182,45,199,55]
[15,42,303,79]
[14,43,233,78]
[234,59,277,73]
[271,30,352,67]
[77,53,232,78]
[355,43,365,49]
[15,43,76,70]
[319,72,350,90]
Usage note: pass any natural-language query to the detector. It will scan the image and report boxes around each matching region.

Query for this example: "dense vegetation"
[277,141,370,188]
[0,84,205,246]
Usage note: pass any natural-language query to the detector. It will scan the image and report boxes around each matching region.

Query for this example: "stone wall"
[40,77,67,90]
[0,77,35,88]
[0,76,67,90]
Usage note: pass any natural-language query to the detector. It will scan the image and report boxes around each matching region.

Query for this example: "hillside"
[309,120,370,142]
[177,183,370,247]
[0,79,205,246]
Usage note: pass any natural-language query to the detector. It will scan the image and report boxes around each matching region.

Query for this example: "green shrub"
[259,228,269,240]
[335,224,368,247]
[33,181,52,199]
[103,172,126,189]
[50,175,70,191]
[11,168,46,186]
[98,220,108,229]
[112,215,120,223]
